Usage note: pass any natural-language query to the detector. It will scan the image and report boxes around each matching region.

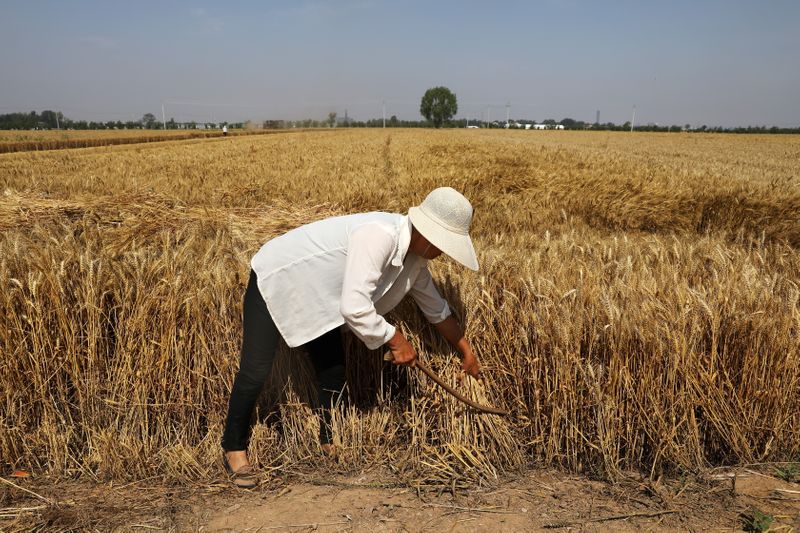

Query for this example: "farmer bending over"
[222,187,481,488]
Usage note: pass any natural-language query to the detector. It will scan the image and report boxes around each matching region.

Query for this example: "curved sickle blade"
[383,352,510,416]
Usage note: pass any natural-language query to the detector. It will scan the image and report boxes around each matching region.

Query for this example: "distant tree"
[40,110,63,128]
[558,118,586,130]
[420,86,458,128]
[327,112,337,127]
[141,113,157,128]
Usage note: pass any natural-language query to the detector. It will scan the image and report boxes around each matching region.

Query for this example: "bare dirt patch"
[2,467,798,531]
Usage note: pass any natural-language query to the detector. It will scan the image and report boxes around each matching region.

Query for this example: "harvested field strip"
[0,128,323,154]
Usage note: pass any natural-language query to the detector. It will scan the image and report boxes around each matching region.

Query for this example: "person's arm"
[340,223,416,366]
[409,267,480,378]
[434,316,480,378]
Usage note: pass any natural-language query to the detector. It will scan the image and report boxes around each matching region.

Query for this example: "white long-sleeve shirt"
[251,212,451,349]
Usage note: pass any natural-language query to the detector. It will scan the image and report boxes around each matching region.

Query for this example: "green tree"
[420,86,457,128]
[327,112,337,127]
[560,117,585,130]
[40,110,63,129]
[141,113,157,128]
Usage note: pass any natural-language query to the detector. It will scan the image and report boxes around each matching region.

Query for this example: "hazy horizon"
[2,1,798,127]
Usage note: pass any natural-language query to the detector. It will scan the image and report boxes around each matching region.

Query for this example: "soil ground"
[2,467,798,532]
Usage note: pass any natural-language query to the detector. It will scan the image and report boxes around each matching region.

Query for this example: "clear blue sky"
[2,0,798,126]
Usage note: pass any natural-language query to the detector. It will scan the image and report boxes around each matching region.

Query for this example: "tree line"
[2,109,799,134]
[0,110,244,131]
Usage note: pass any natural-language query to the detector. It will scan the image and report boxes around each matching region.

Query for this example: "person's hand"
[461,352,481,379]
[387,330,417,367]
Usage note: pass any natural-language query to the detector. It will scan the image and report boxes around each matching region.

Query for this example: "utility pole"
[631,105,636,132]
[55,113,60,129]
[162,103,166,130]
[486,106,490,128]
[382,100,386,128]
[506,101,510,127]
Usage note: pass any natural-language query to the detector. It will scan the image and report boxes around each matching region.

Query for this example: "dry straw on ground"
[0,129,798,488]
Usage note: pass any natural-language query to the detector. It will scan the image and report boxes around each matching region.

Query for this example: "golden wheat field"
[1,129,799,491]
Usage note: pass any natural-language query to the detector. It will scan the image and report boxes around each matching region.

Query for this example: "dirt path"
[2,468,798,531]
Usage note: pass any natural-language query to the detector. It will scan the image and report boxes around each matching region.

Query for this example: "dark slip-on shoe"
[222,454,258,489]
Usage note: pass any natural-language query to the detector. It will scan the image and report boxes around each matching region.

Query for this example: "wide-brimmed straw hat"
[408,187,479,271]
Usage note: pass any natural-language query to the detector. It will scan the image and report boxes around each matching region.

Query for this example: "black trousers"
[221,270,346,451]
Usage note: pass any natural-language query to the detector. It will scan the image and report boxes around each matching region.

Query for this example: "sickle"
[383,352,510,416]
